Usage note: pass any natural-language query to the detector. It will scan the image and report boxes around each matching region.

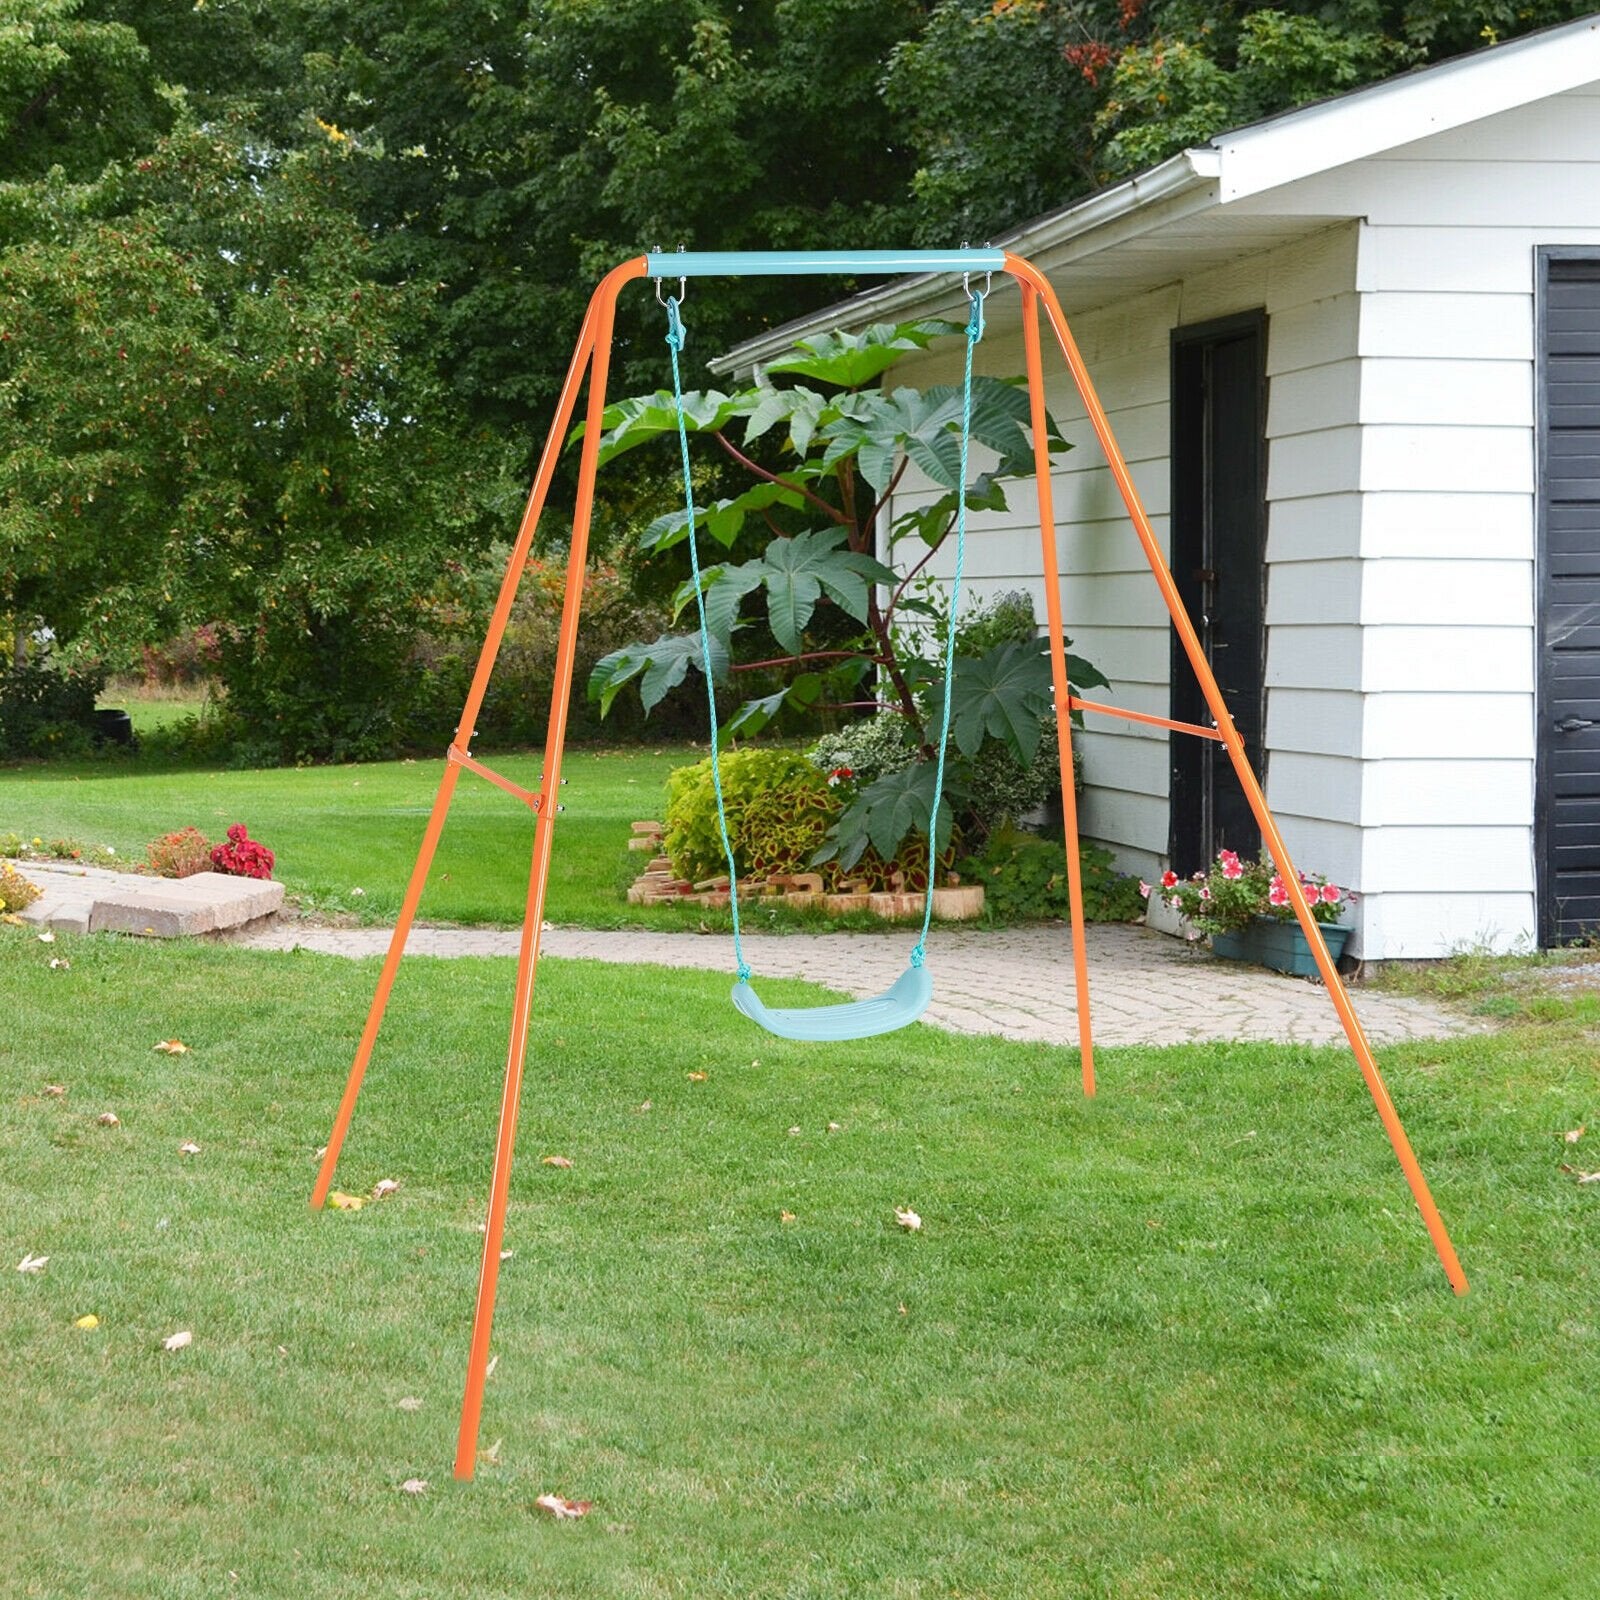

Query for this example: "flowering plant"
[210,823,275,880]
[1140,848,1348,937]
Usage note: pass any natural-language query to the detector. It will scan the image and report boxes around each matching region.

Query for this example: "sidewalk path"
[219,918,1477,1048]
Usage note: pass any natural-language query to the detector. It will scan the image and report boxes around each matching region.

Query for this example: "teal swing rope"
[665,283,986,1037]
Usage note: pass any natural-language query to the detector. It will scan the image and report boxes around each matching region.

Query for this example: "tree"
[254,0,928,455]
[584,315,1108,868]
[0,124,512,758]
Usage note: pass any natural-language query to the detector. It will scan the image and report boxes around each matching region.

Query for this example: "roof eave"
[710,149,1219,376]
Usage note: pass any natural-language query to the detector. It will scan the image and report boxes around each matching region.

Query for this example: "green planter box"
[1210,918,1350,977]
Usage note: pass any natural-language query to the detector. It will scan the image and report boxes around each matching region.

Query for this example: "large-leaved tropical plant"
[583,316,1108,865]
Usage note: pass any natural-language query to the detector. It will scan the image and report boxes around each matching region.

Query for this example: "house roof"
[712,11,1600,373]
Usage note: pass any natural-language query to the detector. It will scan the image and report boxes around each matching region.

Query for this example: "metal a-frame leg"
[1005,254,1468,1297]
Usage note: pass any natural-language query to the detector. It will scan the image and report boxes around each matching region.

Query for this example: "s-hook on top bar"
[644,248,1007,279]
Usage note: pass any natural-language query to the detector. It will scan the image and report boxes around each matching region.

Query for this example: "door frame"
[1167,308,1269,876]
[1534,246,1600,946]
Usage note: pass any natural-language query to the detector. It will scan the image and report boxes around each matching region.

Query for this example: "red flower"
[1160,870,1178,889]
[1267,878,1289,907]
[1221,857,1244,880]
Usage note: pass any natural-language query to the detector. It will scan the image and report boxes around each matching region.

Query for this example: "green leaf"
[816,761,962,873]
[670,561,764,638]
[587,632,728,716]
[639,478,807,553]
[721,672,825,738]
[891,474,1009,548]
[934,640,1055,763]
[754,527,870,653]
[762,319,962,390]
[578,389,749,466]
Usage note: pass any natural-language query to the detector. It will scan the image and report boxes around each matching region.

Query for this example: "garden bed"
[624,821,984,919]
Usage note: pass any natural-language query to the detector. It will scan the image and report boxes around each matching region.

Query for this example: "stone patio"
[16,859,283,937]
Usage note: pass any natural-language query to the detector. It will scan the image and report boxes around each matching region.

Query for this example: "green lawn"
[3,930,1596,1597]
[0,744,726,928]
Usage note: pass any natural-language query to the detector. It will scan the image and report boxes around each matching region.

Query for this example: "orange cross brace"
[447,744,543,811]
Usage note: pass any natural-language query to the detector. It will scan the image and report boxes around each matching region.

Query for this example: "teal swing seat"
[731,964,933,1042]
[661,271,985,1043]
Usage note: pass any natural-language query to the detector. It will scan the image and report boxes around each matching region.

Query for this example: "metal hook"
[652,244,688,307]
[961,240,994,301]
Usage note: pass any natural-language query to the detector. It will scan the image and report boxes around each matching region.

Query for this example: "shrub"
[665,747,952,894]
[665,749,839,884]
[954,588,1039,657]
[809,709,1081,850]
[959,827,1145,923]
[0,662,105,758]
[806,714,917,790]
[210,823,275,880]
[146,827,215,879]
[0,860,41,914]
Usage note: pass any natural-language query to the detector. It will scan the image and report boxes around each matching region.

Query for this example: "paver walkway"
[220,917,1476,1048]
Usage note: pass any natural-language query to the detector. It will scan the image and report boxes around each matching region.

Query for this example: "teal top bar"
[644,248,1006,279]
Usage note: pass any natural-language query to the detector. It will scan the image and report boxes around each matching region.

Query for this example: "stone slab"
[16,860,283,938]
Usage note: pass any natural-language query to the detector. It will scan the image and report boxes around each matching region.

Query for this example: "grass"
[4,929,1597,1597]
[0,743,768,929]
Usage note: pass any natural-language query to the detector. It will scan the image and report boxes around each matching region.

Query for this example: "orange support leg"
[309,285,610,1211]
[1004,253,1467,1296]
[1021,284,1095,1097]
[453,256,647,1481]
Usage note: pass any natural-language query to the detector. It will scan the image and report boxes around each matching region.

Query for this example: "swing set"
[308,249,1468,1483]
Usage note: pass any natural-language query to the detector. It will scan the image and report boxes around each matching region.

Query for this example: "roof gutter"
[710,148,1221,376]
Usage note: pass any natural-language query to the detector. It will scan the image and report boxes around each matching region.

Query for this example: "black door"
[1169,312,1268,878]
[1537,252,1600,945]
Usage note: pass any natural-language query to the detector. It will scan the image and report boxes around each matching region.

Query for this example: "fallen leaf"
[1560,1164,1600,1184]
[327,1191,365,1211]
[37,931,55,943]
[541,1155,573,1169]
[1563,1126,1586,1144]
[787,1126,801,1137]
[499,1249,514,1260]
[162,1329,193,1351]
[894,1207,922,1232]
[397,1396,423,1412]
[535,1493,592,1520]
[49,957,70,970]
[313,1145,327,1161]
[42,1084,66,1097]
[485,1355,499,1379]
[372,1178,401,1199]
[399,1478,428,1495]
[686,1070,708,1082]
[97,1112,120,1127]
[178,1141,201,1157]
[897,1303,908,1315]
[636,1100,652,1112]
[827,1122,842,1133]
[483,1437,503,1466]
[780,1210,796,1224]
[153,1040,189,1055]
[16,1253,48,1274]
[74,1314,99,1330]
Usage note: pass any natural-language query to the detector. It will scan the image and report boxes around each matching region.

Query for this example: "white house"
[716,14,1600,962]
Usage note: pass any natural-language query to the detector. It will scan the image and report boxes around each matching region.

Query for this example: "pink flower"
[1138,880,1151,899]
[1268,880,1289,907]
[1199,886,1211,901]
[1221,858,1244,880]
[1160,870,1178,889]
[1320,883,1342,905]
[1218,849,1239,867]
[1167,895,1182,910]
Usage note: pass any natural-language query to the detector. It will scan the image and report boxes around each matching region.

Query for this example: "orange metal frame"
[309,251,1468,1483]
